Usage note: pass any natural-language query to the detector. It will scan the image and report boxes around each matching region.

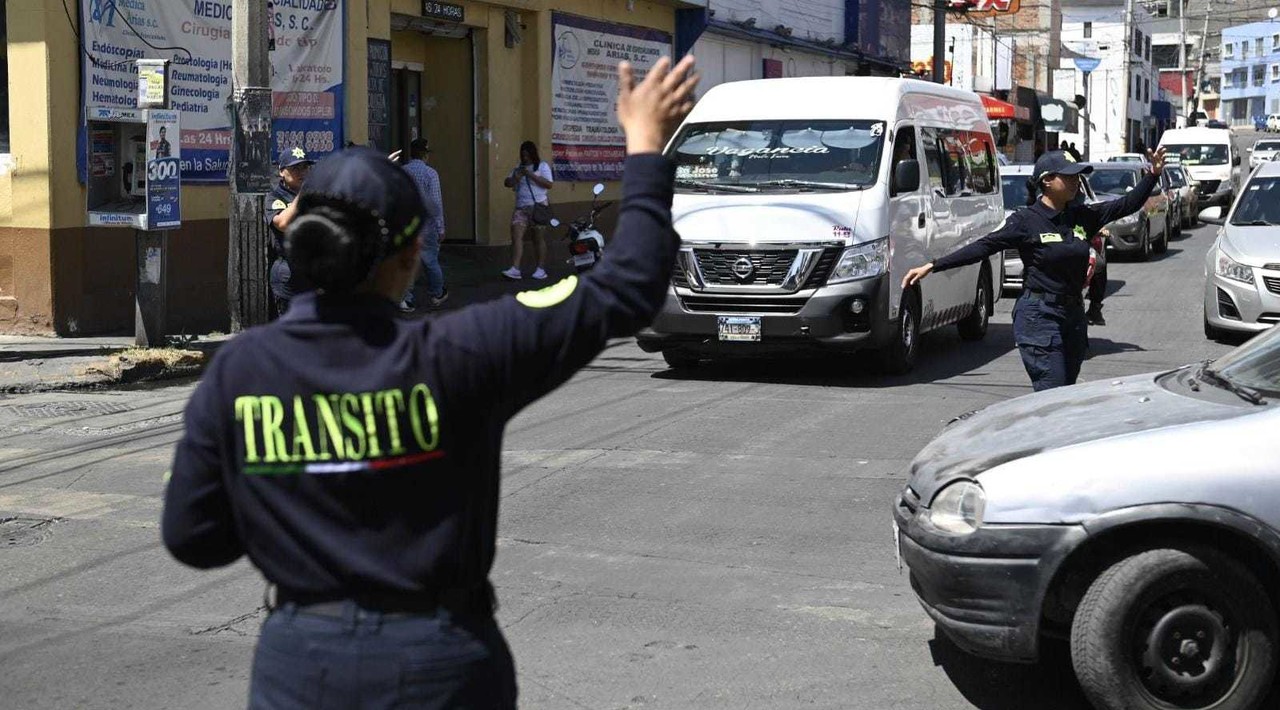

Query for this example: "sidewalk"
[0,244,579,392]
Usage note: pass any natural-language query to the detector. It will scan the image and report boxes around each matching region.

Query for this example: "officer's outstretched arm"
[1082,170,1159,233]
[429,56,697,415]
[162,359,245,568]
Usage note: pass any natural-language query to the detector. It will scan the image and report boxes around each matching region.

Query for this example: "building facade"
[1219,21,1280,126]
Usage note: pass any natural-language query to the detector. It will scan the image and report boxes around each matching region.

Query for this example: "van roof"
[686,77,985,123]
[1158,127,1233,143]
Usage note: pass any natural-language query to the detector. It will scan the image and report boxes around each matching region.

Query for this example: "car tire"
[1154,216,1170,255]
[957,267,991,342]
[1137,223,1152,262]
[1070,546,1277,710]
[877,290,919,375]
[1204,314,1231,342]
[662,350,701,370]
[1190,206,1199,227]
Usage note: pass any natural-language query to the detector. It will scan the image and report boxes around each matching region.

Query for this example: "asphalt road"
[0,212,1250,709]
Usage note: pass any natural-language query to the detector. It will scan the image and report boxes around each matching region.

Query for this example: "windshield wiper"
[674,179,759,193]
[749,179,865,191]
[1232,220,1278,227]
[1195,360,1267,405]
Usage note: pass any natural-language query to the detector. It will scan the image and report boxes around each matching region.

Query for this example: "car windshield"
[1110,155,1142,162]
[1229,177,1280,226]
[1210,323,1280,395]
[1001,174,1029,209]
[1163,143,1228,166]
[1167,169,1186,187]
[1255,141,1280,152]
[669,119,886,192]
[1089,169,1140,195]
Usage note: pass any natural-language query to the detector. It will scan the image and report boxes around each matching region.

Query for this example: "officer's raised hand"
[616,55,699,154]
[1146,146,1167,175]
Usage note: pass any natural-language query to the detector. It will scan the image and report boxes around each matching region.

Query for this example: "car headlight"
[1216,248,1255,284]
[828,237,888,284]
[1114,212,1141,227]
[926,480,986,535]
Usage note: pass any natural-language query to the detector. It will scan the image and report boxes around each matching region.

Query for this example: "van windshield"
[1163,143,1228,166]
[669,120,886,192]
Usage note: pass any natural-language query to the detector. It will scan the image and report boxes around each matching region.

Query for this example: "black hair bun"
[285,206,374,292]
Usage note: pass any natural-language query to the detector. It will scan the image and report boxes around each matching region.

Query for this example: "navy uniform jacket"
[162,155,678,598]
[933,173,1157,295]
[265,182,300,299]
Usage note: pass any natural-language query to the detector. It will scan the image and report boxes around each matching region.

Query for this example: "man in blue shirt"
[398,139,448,312]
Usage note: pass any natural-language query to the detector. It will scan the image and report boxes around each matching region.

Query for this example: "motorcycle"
[550,183,612,273]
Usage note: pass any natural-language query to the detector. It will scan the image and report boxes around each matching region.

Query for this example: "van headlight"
[828,237,888,284]
[926,481,986,535]
[1216,249,1254,284]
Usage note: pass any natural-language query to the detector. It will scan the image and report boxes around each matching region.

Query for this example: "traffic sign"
[1074,57,1101,73]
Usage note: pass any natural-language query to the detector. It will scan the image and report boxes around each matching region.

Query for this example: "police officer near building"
[266,147,315,317]
[903,148,1166,391]
[162,55,699,708]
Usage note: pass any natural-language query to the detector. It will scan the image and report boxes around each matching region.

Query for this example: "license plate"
[718,316,761,342]
[893,523,903,573]
[572,252,596,267]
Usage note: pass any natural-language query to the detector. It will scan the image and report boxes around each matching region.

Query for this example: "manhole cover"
[0,401,133,419]
[1,517,58,547]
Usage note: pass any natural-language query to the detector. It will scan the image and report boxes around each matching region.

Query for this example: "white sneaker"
[531,267,548,280]
[501,267,522,280]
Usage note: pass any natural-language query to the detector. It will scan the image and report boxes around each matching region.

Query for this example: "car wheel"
[877,291,919,375]
[662,350,701,370]
[1191,205,1199,227]
[1070,547,1277,710]
[1137,223,1152,262]
[1155,216,1170,254]
[1204,313,1230,342]
[957,267,991,342]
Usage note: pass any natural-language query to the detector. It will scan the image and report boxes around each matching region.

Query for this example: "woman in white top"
[502,141,555,280]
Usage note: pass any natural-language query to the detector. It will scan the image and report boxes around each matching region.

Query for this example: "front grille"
[1264,276,1280,295]
[671,264,689,288]
[1218,287,1242,320]
[1260,313,1280,324]
[694,249,797,286]
[1197,179,1221,195]
[679,294,809,314]
[800,247,842,289]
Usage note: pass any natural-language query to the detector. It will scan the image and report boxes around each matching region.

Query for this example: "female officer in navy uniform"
[162,55,699,709]
[265,148,315,317]
[903,148,1166,391]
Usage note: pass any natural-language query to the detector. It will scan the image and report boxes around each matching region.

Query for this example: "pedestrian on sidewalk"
[162,53,699,709]
[396,138,448,312]
[265,147,315,318]
[501,141,554,281]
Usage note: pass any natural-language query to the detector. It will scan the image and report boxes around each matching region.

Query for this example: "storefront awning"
[981,94,1017,120]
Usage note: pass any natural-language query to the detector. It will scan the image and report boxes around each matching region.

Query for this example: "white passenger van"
[636,77,1005,374]
[1158,126,1240,208]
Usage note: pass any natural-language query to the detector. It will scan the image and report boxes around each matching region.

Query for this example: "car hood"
[1185,165,1231,181]
[1222,227,1280,265]
[905,371,1247,504]
[672,192,870,245]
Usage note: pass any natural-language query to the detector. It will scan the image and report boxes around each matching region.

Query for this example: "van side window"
[940,131,970,196]
[889,126,919,196]
[920,128,947,194]
[967,132,998,195]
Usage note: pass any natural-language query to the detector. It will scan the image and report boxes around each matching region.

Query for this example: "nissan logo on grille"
[731,257,755,281]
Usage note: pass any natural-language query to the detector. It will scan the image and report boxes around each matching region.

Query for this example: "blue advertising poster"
[146,110,182,229]
[79,0,345,184]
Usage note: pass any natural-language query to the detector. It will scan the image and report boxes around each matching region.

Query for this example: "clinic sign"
[551,13,672,181]
[79,0,345,184]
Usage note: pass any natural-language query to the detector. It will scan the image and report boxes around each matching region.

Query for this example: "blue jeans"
[249,603,517,709]
[1013,293,1088,392]
[405,232,445,305]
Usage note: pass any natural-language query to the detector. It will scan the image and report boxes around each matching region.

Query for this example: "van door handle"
[917,212,927,229]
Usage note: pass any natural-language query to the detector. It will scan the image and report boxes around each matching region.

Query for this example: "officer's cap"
[1034,150,1093,182]
[279,146,316,170]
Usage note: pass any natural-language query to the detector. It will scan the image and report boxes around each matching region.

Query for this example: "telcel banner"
[80,0,345,183]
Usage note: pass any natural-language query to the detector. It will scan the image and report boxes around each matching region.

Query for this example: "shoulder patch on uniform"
[516,275,579,309]
[270,199,287,210]
[1039,232,1063,244]
[1073,225,1088,240]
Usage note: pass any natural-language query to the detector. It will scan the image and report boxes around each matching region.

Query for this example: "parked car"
[1088,163,1173,259]
[1205,119,1230,129]
[638,77,1004,374]
[998,165,1106,292]
[1201,160,1280,339]
[1164,164,1199,228]
[1249,138,1280,169]
[894,324,1280,710]
[1267,113,1280,132]
[1255,115,1269,131]
[1106,153,1146,163]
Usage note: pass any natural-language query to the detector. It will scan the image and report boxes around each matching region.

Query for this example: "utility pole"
[933,0,947,83]
[228,0,274,331]
[1178,0,1187,124]
[1123,0,1134,151]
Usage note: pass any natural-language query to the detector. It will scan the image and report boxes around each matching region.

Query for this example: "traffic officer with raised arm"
[902,148,1166,391]
[162,55,699,708]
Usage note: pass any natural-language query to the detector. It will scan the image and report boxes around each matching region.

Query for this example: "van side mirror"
[892,159,921,195]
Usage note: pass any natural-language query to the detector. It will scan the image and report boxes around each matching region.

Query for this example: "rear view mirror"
[1198,206,1224,224]
[892,159,921,196]
[592,183,605,196]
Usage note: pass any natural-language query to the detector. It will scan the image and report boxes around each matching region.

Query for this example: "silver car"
[1202,160,1280,339]
[1165,164,1200,228]
[1090,163,1175,259]
[894,325,1280,710]
[1248,138,1280,169]
[1000,165,1106,291]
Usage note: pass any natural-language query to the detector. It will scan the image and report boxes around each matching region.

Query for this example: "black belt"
[274,582,496,618]
[1023,289,1082,306]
